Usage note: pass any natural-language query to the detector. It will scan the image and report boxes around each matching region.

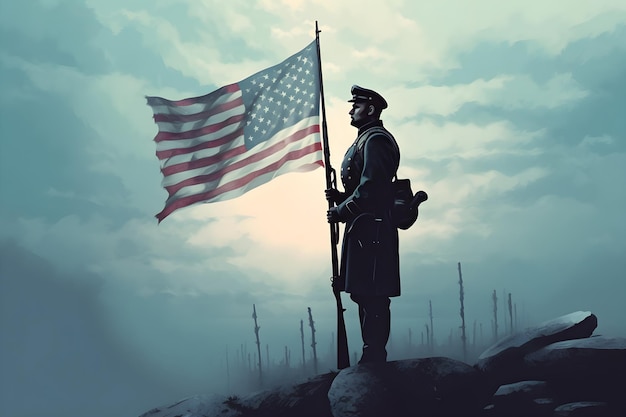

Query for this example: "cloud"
[1,2,625,416]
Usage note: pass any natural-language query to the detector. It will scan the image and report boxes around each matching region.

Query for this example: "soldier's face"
[349,102,370,128]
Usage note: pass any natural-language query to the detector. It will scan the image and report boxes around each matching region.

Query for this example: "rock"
[328,357,492,417]
[475,311,597,385]
[523,336,626,402]
[484,381,553,417]
[138,394,240,417]
[553,401,611,417]
[138,372,336,417]
[240,372,336,417]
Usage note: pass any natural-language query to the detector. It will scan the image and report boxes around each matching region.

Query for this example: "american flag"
[147,41,322,222]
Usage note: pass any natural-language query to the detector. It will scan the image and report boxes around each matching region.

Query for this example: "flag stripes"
[146,40,322,222]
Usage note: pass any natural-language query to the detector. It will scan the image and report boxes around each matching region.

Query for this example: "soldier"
[326,85,401,364]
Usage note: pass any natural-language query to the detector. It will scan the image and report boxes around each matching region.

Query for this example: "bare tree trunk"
[265,344,269,377]
[492,290,498,342]
[458,262,467,361]
[472,320,477,349]
[300,319,306,370]
[307,307,318,374]
[429,300,434,353]
[502,289,507,334]
[508,293,513,335]
[225,347,230,392]
[252,304,262,383]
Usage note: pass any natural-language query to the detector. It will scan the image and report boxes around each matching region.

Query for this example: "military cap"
[348,85,388,110]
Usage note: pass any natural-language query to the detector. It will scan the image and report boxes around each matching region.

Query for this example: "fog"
[1,1,625,416]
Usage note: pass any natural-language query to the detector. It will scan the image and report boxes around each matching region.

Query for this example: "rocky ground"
[139,311,626,417]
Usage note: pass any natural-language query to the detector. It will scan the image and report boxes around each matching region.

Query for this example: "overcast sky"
[1,1,625,417]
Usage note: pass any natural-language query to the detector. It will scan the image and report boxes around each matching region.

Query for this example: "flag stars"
[237,45,318,147]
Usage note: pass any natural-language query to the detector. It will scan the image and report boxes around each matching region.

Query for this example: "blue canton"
[238,42,320,150]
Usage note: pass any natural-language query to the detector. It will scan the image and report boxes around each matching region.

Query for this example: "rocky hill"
[139,311,626,417]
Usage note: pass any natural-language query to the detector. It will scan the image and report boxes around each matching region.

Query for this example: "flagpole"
[315,21,350,370]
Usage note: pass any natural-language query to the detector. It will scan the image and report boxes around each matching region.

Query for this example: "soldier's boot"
[358,297,391,364]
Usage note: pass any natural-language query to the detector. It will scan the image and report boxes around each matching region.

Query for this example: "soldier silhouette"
[326,85,401,364]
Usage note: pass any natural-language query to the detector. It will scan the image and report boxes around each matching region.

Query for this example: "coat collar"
[357,119,384,135]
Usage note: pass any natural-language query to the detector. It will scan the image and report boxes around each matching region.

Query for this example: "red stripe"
[163,141,322,198]
[162,125,320,196]
[154,114,245,142]
[161,145,248,177]
[153,96,244,123]
[156,129,243,160]
[156,143,323,222]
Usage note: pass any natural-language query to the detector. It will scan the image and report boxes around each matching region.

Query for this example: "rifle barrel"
[316,21,350,369]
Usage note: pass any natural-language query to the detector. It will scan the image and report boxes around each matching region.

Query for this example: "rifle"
[316,22,350,370]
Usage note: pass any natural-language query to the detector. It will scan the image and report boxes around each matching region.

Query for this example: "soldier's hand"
[325,188,341,204]
[327,207,341,223]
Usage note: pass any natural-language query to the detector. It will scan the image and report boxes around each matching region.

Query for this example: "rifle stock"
[316,22,350,370]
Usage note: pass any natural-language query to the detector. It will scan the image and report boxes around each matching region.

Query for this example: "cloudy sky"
[1,1,625,416]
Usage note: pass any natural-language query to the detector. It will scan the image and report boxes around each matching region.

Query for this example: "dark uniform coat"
[335,120,401,297]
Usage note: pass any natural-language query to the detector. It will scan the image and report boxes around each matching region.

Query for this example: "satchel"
[355,127,428,229]
[392,177,428,230]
